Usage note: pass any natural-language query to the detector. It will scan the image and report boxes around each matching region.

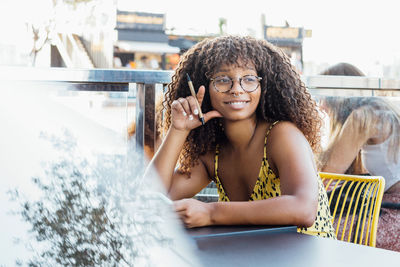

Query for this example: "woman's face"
[208,62,261,122]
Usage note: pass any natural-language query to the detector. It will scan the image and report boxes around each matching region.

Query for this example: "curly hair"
[161,35,322,174]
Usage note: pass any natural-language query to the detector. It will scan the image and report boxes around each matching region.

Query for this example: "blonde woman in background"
[318,62,400,252]
[319,96,400,192]
[318,62,368,174]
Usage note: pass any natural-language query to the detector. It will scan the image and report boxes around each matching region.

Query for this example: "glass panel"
[0,80,199,266]
[313,93,400,181]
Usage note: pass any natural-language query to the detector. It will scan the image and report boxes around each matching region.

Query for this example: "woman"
[318,62,400,251]
[146,35,335,238]
[318,63,368,174]
[319,96,400,191]
[319,96,400,250]
[318,62,400,191]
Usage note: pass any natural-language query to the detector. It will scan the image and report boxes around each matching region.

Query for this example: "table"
[186,225,400,267]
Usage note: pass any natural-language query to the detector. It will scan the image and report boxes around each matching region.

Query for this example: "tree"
[9,130,177,266]
[218,17,227,36]
[30,22,53,66]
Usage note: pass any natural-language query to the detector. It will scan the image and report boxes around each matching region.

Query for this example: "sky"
[1,0,400,75]
[118,0,400,75]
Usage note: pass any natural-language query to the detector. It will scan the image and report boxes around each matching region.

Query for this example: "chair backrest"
[319,172,385,247]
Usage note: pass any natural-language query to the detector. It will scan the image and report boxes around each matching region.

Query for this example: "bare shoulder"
[265,121,317,178]
[269,121,306,139]
[268,121,311,153]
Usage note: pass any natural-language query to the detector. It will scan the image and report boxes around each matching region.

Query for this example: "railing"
[1,67,400,155]
[0,67,172,156]
[305,75,400,97]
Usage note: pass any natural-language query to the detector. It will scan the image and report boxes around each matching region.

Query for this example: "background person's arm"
[321,110,371,173]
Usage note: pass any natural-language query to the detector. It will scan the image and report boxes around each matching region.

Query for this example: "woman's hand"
[174,198,214,228]
[171,85,222,132]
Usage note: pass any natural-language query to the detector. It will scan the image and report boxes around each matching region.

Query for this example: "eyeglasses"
[210,75,262,93]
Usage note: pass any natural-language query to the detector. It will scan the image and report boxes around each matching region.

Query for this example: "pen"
[186,73,205,125]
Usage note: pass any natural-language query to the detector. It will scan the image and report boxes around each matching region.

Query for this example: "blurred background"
[1,0,400,76]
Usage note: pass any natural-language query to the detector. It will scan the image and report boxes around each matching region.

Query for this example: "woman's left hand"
[173,198,213,228]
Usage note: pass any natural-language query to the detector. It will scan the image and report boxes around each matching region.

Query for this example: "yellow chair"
[319,172,385,247]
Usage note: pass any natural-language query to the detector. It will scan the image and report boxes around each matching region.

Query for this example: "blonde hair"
[320,96,400,172]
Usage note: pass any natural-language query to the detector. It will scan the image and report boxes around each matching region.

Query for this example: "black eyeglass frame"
[209,75,262,93]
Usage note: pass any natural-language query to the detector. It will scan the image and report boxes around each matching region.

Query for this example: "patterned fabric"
[214,121,336,239]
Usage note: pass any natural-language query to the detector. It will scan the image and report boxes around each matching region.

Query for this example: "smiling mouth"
[223,100,250,109]
[224,100,249,105]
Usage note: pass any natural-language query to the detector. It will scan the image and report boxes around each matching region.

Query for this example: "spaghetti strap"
[214,144,220,177]
[212,119,336,238]
[264,121,279,158]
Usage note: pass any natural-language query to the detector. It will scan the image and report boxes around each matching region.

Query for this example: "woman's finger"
[196,85,205,106]
[186,96,200,118]
[195,86,223,123]
[171,99,187,117]
[176,210,187,218]
[177,98,191,117]
[173,199,187,212]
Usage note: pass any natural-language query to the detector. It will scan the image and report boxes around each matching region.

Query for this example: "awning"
[117,41,180,54]
[169,38,197,50]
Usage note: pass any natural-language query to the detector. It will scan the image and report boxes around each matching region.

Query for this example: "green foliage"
[9,130,173,266]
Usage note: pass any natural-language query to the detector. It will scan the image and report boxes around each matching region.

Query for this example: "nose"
[230,79,244,97]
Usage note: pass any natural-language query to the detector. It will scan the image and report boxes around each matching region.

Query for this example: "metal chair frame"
[320,172,385,247]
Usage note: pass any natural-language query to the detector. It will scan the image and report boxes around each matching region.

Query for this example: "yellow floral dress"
[214,121,336,239]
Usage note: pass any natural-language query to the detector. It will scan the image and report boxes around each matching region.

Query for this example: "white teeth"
[227,101,247,104]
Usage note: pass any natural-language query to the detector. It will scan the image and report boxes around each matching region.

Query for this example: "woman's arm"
[149,126,211,200]
[175,122,320,228]
[321,110,371,173]
[144,86,221,200]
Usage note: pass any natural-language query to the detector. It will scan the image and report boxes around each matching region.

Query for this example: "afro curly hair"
[161,35,322,174]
